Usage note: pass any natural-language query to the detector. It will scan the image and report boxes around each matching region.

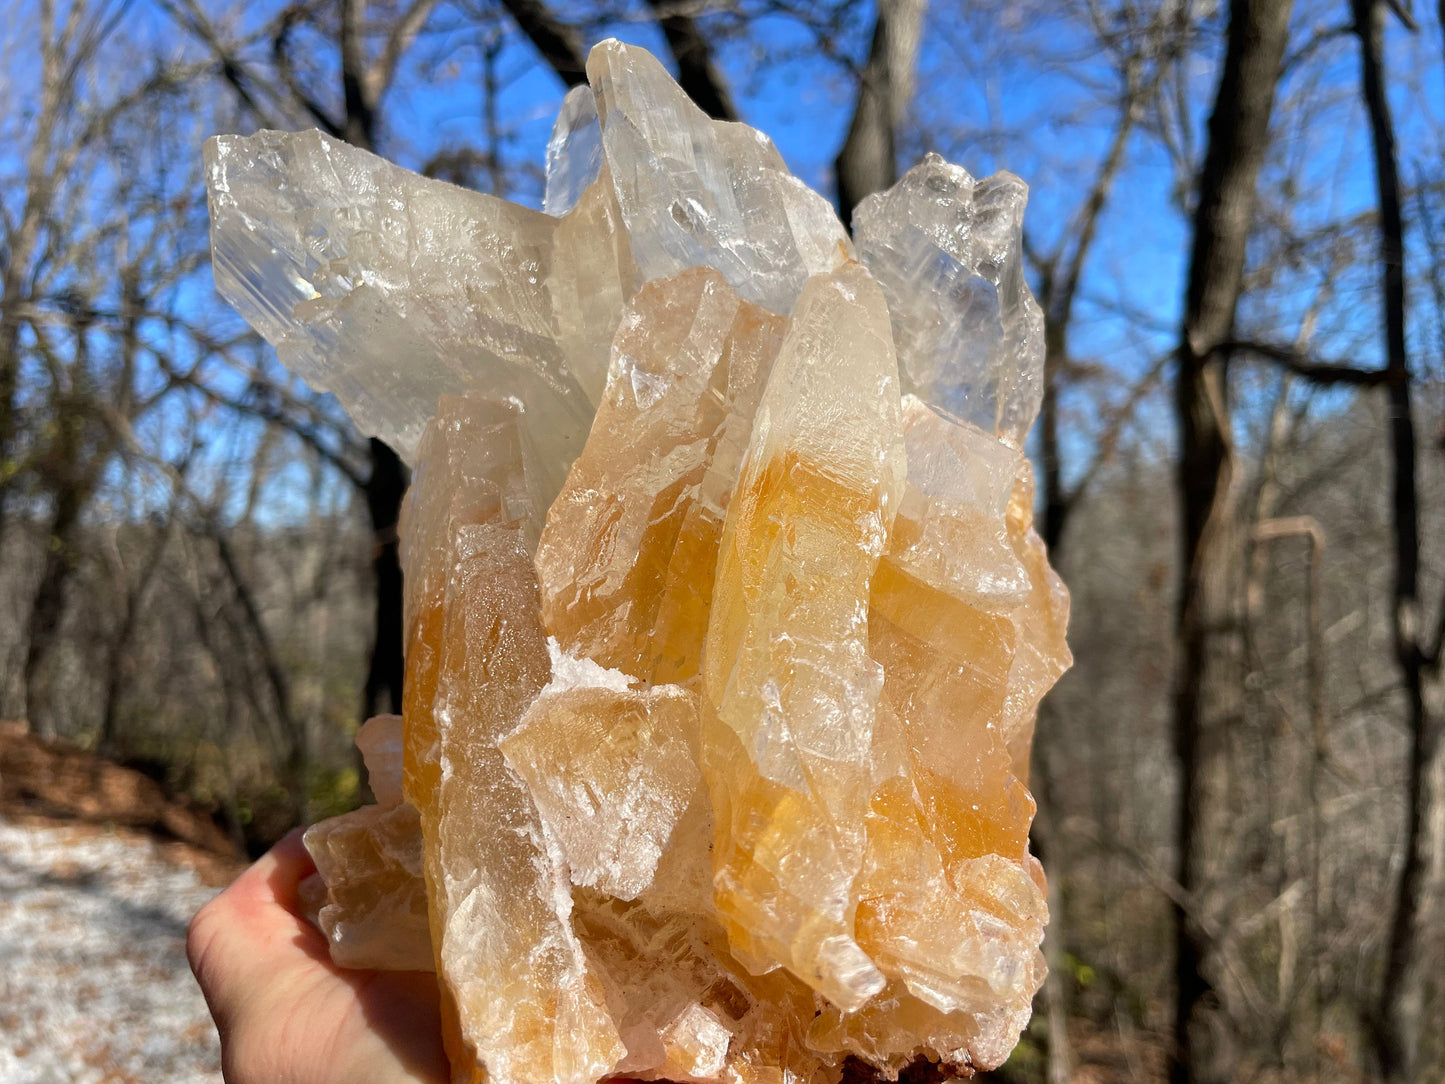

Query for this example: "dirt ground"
[0,722,243,1084]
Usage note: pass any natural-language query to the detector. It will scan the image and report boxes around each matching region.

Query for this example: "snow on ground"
[0,817,225,1084]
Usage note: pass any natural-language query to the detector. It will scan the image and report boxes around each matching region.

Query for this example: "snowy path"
[0,818,225,1084]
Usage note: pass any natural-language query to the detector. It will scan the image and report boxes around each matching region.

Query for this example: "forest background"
[2,0,1443,1081]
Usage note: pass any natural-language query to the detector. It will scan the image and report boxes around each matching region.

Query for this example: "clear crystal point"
[586,39,851,314]
[855,153,1046,445]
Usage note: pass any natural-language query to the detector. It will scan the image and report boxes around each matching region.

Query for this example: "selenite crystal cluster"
[206,39,1071,1084]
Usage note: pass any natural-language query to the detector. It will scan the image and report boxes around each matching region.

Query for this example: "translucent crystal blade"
[355,713,405,810]
[304,802,432,972]
[550,166,638,407]
[545,86,604,217]
[501,647,702,900]
[854,154,1045,444]
[869,564,1029,875]
[860,580,1048,1042]
[852,780,1046,1017]
[702,262,904,1011]
[1000,462,1073,761]
[398,399,621,1084]
[537,267,784,682]
[399,396,538,821]
[585,40,851,314]
[429,522,624,1084]
[891,395,1029,607]
[205,131,630,501]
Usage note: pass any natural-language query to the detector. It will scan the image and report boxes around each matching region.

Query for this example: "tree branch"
[645,0,738,120]
[1053,100,1136,329]
[367,0,442,106]
[269,5,344,136]
[1049,0,1186,333]
[1064,352,1170,509]
[1282,21,1355,72]
[155,0,287,129]
[496,0,587,87]
[1384,0,1419,30]
[159,359,366,489]
[1222,338,1391,386]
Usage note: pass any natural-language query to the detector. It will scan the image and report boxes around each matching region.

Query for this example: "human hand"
[187,829,448,1084]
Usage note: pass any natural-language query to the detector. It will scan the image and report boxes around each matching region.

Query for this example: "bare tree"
[835,0,925,225]
[1032,1,1199,556]
[1170,2,1295,1082]
[1,0,212,728]
[163,0,447,720]
[0,0,82,547]
[1349,0,1442,1077]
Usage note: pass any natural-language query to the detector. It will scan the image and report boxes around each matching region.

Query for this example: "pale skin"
[187,830,448,1084]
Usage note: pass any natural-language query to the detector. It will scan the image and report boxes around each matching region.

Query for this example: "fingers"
[188,829,449,1084]
[223,827,317,918]
[187,829,326,1028]
[343,970,451,1084]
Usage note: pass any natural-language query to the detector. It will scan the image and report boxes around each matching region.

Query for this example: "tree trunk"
[1351,0,1436,1077]
[834,0,926,226]
[97,520,173,757]
[1170,2,1294,1082]
[363,436,408,717]
[644,0,737,121]
[1039,296,1070,554]
[336,4,409,724]
[340,0,376,151]
[1029,713,1074,1084]
[496,0,588,87]
[23,475,87,735]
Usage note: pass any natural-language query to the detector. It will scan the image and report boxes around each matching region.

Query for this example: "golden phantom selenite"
[209,37,1070,1084]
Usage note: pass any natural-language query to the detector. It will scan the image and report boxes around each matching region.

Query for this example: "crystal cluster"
[207,38,1070,1084]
